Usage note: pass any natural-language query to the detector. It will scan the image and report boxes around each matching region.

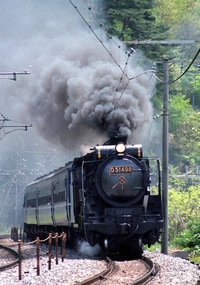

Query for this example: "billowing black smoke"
[0,0,156,151]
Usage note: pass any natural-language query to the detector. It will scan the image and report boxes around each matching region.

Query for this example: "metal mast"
[162,59,169,254]
[124,39,197,254]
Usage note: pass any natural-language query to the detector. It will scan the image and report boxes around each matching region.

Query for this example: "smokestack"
[105,134,127,145]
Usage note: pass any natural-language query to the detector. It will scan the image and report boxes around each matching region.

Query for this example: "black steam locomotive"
[23,136,163,255]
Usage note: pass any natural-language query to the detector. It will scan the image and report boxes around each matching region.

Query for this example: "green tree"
[175,112,200,167]
[101,0,169,61]
[169,94,193,133]
[193,73,200,91]
[154,0,196,27]
[169,95,200,167]
[102,0,157,41]
[175,219,200,250]
[168,186,200,242]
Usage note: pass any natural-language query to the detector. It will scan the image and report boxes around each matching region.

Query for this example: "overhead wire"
[112,52,133,106]
[69,0,158,109]
[152,48,200,84]
[114,69,157,109]
[0,113,31,125]
[168,48,200,84]
[0,64,28,72]
[0,113,32,139]
[69,0,200,105]
[83,0,127,54]
[69,0,130,80]
[83,0,156,107]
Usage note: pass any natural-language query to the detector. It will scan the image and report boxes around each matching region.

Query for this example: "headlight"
[116,143,126,153]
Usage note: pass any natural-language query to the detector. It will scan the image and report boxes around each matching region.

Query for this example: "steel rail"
[77,257,115,285]
[0,244,19,271]
[0,234,11,239]
[131,256,158,285]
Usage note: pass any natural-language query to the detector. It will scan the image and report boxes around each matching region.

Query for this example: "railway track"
[0,234,11,240]
[132,256,158,285]
[77,256,158,285]
[0,244,19,271]
[77,257,115,285]
[0,235,159,284]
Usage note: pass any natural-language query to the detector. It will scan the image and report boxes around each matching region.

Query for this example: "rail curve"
[77,257,115,285]
[131,256,158,285]
[0,244,19,271]
[77,255,158,285]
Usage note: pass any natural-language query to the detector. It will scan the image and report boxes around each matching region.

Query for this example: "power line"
[83,0,127,53]
[152,49,200,84]
[69,0,157,108]
[69,0,130,80]
[168,49,200,83]
[123,39,200,83]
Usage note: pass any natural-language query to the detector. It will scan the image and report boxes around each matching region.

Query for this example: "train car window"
[53,178,66,203]
[38,197,44,205]
[38,195,51,206]
[37,184,52,205]
[54,191,65,203]
[27,198,36,207]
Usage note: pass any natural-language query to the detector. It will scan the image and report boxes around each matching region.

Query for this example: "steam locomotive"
[23,136,163,255]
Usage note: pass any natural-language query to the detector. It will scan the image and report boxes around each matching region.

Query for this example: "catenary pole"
[162,59,169,254]
[124,39,197,255]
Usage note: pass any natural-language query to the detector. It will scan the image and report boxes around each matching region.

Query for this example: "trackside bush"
[174,218,200,248]
[168,185,200,242]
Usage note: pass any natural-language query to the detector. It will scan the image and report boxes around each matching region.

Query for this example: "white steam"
[77,240,101,256]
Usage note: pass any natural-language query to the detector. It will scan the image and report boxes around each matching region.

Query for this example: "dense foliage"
[102,0,157,41]
[168,186,200,240]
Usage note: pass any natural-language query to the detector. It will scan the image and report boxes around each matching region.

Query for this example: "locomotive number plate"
[109,166,133,175]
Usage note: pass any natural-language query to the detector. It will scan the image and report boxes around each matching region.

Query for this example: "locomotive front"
[73,137,163,255]
[94,142,148,207]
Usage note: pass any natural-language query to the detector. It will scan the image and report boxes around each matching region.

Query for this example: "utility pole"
[124,39,197,254]
[162,59,169,254]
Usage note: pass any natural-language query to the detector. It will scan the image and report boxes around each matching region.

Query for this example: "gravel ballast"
[0,241,200,285]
